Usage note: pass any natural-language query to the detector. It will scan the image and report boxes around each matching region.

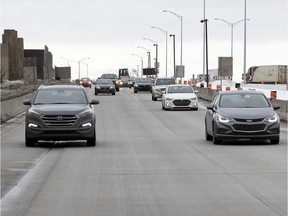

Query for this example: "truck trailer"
[246,65,287,84]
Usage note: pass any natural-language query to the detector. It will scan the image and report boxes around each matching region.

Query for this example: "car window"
[101,74,117,79]
[168,86,193,93]
[136,79,151,84]
[34,89,88,104]
[219,94,270,108]
[96,79,113,84]
[156,79,175,85]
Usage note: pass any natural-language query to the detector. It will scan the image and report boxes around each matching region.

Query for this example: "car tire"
[95,91,97,95]
[87,132,96,147]
[212,124,221,144]
[152,95,157,101]
[270,137,279,144]
[25,133,37,147]
[205,123,213,141]
[112,92,115,95]
[134,91,137,93]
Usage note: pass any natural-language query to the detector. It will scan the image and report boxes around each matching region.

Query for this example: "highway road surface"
[1,87,287,216]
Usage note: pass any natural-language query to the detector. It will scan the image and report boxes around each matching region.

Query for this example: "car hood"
[96,84,114,87]
[218,107,275,119]
[31,104,90,115]
[165,93,197,99]
[136,83,152,85]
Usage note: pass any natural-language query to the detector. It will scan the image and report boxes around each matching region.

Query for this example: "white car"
[162,84,198,111]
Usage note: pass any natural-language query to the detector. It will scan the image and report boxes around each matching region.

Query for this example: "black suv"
[23,85,99,147]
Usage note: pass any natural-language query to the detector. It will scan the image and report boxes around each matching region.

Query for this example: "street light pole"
[137,46,151,68]
[60,57,70,66]
[170,34,176,78]
[77,57,90,80]
[82,62,89,77]
[132,54,143,77]
[244,0,247,84]
[215,18,249,58]
[163,10,183,66]
[151,26,168,77]
[201,19,209,86]
[143,38,158,74]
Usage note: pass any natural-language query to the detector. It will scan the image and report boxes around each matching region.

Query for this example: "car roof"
[156,77,174,80]
[218,90,265,95]
[38,84,84,90]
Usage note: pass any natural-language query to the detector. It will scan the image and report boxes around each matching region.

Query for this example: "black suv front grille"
[42,115,78,127]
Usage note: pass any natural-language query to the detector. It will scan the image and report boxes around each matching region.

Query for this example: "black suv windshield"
[34,89,88,104]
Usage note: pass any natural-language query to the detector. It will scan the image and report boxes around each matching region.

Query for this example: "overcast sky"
[1,0,287,81]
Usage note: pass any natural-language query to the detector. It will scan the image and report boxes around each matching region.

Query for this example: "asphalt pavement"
[1,87,287,216]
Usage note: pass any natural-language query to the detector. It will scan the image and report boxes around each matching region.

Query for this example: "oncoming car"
[162,84,198,110]
[205,90,280,144]
[133,78,152,93]
[151,77,176,101]
[23,85,99,147]
[79,77,92,88]
[95,79,116,95]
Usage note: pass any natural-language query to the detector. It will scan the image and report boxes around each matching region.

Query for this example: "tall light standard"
[201,19,209,86]
[137,46,151,68]
[77,57,90,80]
[163,10,183,66]
[143,38,158,74]
[151,26,168,77]
[243,0,247,84]
[82,62,89,77]
[60,57,70,66]
[170,34,176,77]
[132,54,143,77]
[215,18,249,58]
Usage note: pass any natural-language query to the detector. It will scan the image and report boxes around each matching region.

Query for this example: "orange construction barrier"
[270,91,277,99]
[216,85,222,91]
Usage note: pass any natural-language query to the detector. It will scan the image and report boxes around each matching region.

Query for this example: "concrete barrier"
[1,92,34,123]
[195,87,288,121]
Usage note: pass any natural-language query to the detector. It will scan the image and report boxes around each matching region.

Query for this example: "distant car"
[133,78,152,93]
[117,76,130,88]
[23,85,99,147]
[205,90,280,144]
[79,77,92,88]
[162,84,198,110]
[100,73,119,91]
[152,77,176,101]
[128,77,137,88]
[95,79,116,95]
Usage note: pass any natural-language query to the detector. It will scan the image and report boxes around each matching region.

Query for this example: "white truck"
[246,65,288,84]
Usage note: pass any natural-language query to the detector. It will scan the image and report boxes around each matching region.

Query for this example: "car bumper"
[26,126,95,140]
[153,91,163,98]
[134,86,152,92]
[164,100,198,109]
[214,121,280,140]
[95,88,115,94]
